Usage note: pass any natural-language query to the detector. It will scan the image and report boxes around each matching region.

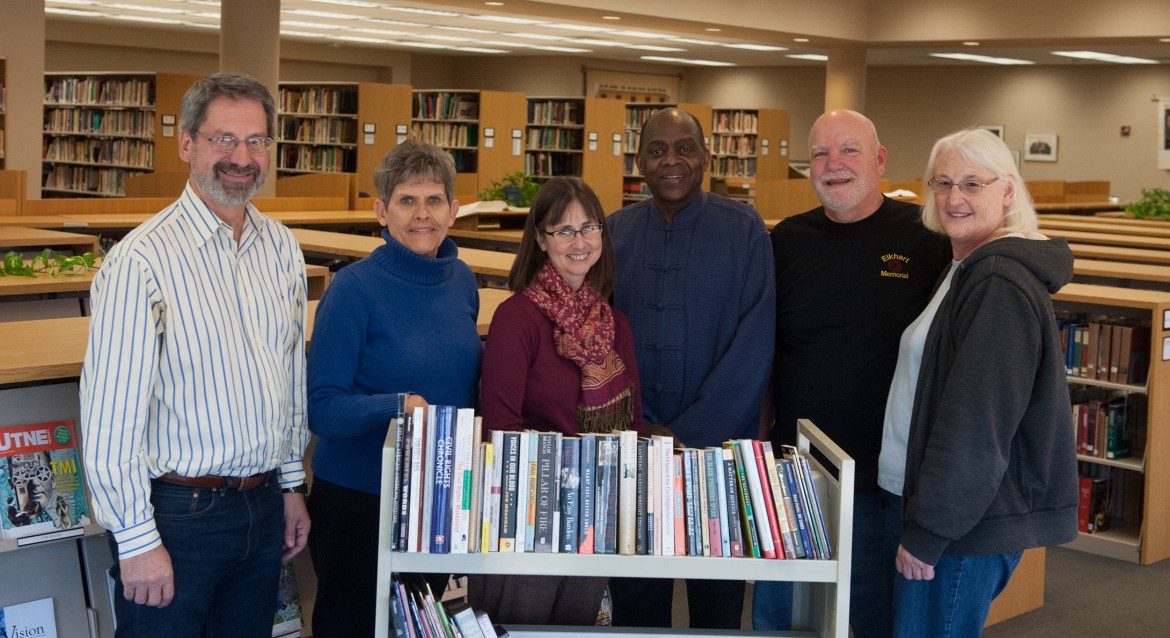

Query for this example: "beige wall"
[1,1,46,197]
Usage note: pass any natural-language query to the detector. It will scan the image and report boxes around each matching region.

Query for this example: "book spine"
[408,407,427,552]
[578,435,597,554]
[681,449,699,555]
[727,441,760,557]
[703,448,723,557]
[397,413,415,552]
[560,437,581,553]
[390,399,407,552]
[449,409,473,554]
[656,436,675,557]
[781,458,814,559]
[421,405,437,554]
[389,580,410,637]
[762,441,796,559]
[672,453,686,556]
[799,454,833,559]
[524,432,540,552]
[635,438,649,555]
[467,415,484,553]
[645,439,656,556]
[721,447,744,557]
[498,432,521,553]
[774,455,806,558]
[534,431,558,553]
[480,441,496,552]
[751,440,784,558]
[487,430,504,552]
[595,435,619,554]
[618,430,638,556]
[430,406,455,554]
[514,432,531,553]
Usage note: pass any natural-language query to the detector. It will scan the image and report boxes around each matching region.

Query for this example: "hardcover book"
[559,437,581,554]
[498,432,521,553]
[578,434,597,554]
[721,446,744,557]
[0,420,91,541]
[429,405,456,554]
[534,431,560,553]
[595,434,619,554]
[617,429,638,556]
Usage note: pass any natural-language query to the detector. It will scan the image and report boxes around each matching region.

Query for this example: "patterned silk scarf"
[522,259,637,433]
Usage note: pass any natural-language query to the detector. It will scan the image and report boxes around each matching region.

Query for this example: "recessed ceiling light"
[283,9,358,20]
[108,3,185,13]
[382,6,461,17]
[306,0,380,7]
[508,32,567,41]
[723,43,788,52]
[454,47,508,53]
[611,30,669,39]
[603,16,621,21]
[110,15,184,24]
[567,38,624,47]
[667,37,720,46]
[470,15,545,25]
[546,23,610,33]
[335,35,393,44]
[283,30,329,38]
[930,52,1034,65]
[626,44,688,52]
[705,28,721,32]
[1160,37,1170,43]
[1051,50,1158,64]
[46,0,95,5]
[787,54,828,61]
[283,20,346,30]
[436,25,498,34]
[641,55,734,67]
[793,38,810,43]
[484,1,504,5]
[963,41,980,46]
[353,27,409,37]
[532,45,593,53]
[44,7,101,16]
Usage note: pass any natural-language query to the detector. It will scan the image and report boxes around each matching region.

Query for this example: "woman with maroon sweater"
[470,176,644,625]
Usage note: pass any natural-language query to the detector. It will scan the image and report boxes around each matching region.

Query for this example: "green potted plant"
[477,172,540,208]
[1124,188,1170,220]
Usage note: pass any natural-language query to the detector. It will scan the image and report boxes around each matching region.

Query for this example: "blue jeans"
[109,477,284,638]
[753,490,902,636]
[892,550,1023,638]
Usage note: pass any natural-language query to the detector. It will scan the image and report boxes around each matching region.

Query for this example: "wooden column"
[0,1,46,199]
[220,0,280,198]
[825,42,867,113]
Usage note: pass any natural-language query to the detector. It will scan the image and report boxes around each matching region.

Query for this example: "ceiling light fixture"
[787,54,828,61]
[435,25,498,34]
[666,37,721,46]
[611,30,669,39]
[283,9,358,20]
[705,28,722,32]
[283,20,346,29]
[469,15,545,25]
[110,14,184,24]
[306,0,380,7]
[602,16,621,21]
[963,41,980,46]
[545,23,610,33]
[929,52,1034,65]
[641,55,734,67]
[793,38,810,43]
[531,45,593,53]
[44,7,102,16]
[381,6,462,17]
[1051,50,1158,64]
[723,43,788,51]
[108,3,185,14]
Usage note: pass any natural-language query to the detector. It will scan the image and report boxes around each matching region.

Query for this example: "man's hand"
[282,492,311,561]
[404,393,428,415]
[642,424,684,448]
[895,544,935,581]
[120,545,175,607]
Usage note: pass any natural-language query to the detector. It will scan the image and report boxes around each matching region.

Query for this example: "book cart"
[1053,282,1170,565]
[374,419,856,638]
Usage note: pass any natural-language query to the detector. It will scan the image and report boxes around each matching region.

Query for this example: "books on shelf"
[389,407,833,561]
[0,420,91,543]
[1057,317,1150,385]
[0,597,58,638]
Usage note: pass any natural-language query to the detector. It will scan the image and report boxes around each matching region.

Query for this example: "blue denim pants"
[753,489,903,636]
[108,477,284,638]
[892,549,1023,638]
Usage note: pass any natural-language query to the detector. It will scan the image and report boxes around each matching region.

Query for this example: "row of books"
[1070,390,1142,460]
[525,126,583,151]
[624,105,667,129]
[1,421,92,542]
[415,92,480,121]
[276,145,356,173]
[621,180,651,197]
[710,134,757,156]
[1057,317,1150,385]
[390,576,504,638]
[43,137,154,168]
[527,100,584,126]
[712,110,759,134]
[710,156,757,178]
[389,405,833,561]
[278,86,358,116]
[1077,461,1143,535]
[44,107,155,138]
[278,116,357,146]
[525,152,582,178]
[42,164,132,197]
[412,123,479,149]
[44,77,154,107]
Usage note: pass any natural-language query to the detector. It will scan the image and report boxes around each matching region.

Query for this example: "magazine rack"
[374,419,855,638]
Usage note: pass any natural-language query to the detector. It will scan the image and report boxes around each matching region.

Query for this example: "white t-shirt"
[877,261,959,496]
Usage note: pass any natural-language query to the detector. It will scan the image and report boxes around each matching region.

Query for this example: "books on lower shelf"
[0,597,58,638]
[1,420,91,544]
[390,574,505,638]
[1077,460,1143,536]
[388,406,832,561]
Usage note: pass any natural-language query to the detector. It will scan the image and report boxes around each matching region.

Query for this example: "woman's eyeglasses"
[927,177,999,195]
[542,224,604,243]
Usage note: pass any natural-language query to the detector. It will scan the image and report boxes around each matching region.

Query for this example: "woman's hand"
[896,544,935,581]
[642,424,684,448]
[405,394,428,414]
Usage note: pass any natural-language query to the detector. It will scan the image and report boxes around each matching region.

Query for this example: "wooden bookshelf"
[41,72,197,198]
[1053,282,1170,565]
[277,81,411,201]
[621,102,712,206]
[413,89,526,201]
[709,107,790,205]
[525,96,624,212]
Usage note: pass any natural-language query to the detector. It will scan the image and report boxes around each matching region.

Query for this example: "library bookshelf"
[525,96,625,213]
[412,89,526,202]
[374,419,856,638]
[277,81,411,202]
[621,102,712,207]
[1053,282,1170,565]
[41,72,197,198]
[709,108,790,206]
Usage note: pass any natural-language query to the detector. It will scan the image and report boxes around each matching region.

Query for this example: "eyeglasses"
[541,224,604,243]
[192,130,275,154]
[927,177,999,195]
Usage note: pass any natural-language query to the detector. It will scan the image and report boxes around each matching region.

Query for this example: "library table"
[0,215,70,228]
[291,228,515,280]
[1033,201,1122,215]
[0,225,100,256]
[1068,243,1170,265]
[1073,259,1170,286]
[1042,213,1170,227]
[0,264,331,302]
[1040,218,1170,239]
[1044,228,1170,250]
[447,227,523,252]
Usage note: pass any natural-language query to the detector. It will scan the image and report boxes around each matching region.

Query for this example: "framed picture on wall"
[978,124,1004,139]
[1011,149,1021,169]
[1024,133,1058,162]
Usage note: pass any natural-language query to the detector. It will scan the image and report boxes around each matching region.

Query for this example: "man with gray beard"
[754,110,950,636]
[81,72,310,638]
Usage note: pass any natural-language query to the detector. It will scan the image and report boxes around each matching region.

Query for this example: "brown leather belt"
[157,471,270,491]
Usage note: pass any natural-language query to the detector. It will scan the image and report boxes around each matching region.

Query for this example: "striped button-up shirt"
[81,183,309,559]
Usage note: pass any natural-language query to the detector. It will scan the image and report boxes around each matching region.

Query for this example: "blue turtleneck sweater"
[307,229,482,495]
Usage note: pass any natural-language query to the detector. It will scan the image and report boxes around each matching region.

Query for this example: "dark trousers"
[308,477,447,638]
[609,577,745,629]
[110,477,284,638]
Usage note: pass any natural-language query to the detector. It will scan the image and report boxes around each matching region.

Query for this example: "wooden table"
[1074,259,1170,286]
[0,225,100,256]
[1044,228,1170,250]
[291,228,515,280]
[1,287,508,386]
[1033,201,1122,215]
[0,210,381,232]
[1069,243,1170,265]
[447,228,524,252]
[0,264,331,301]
